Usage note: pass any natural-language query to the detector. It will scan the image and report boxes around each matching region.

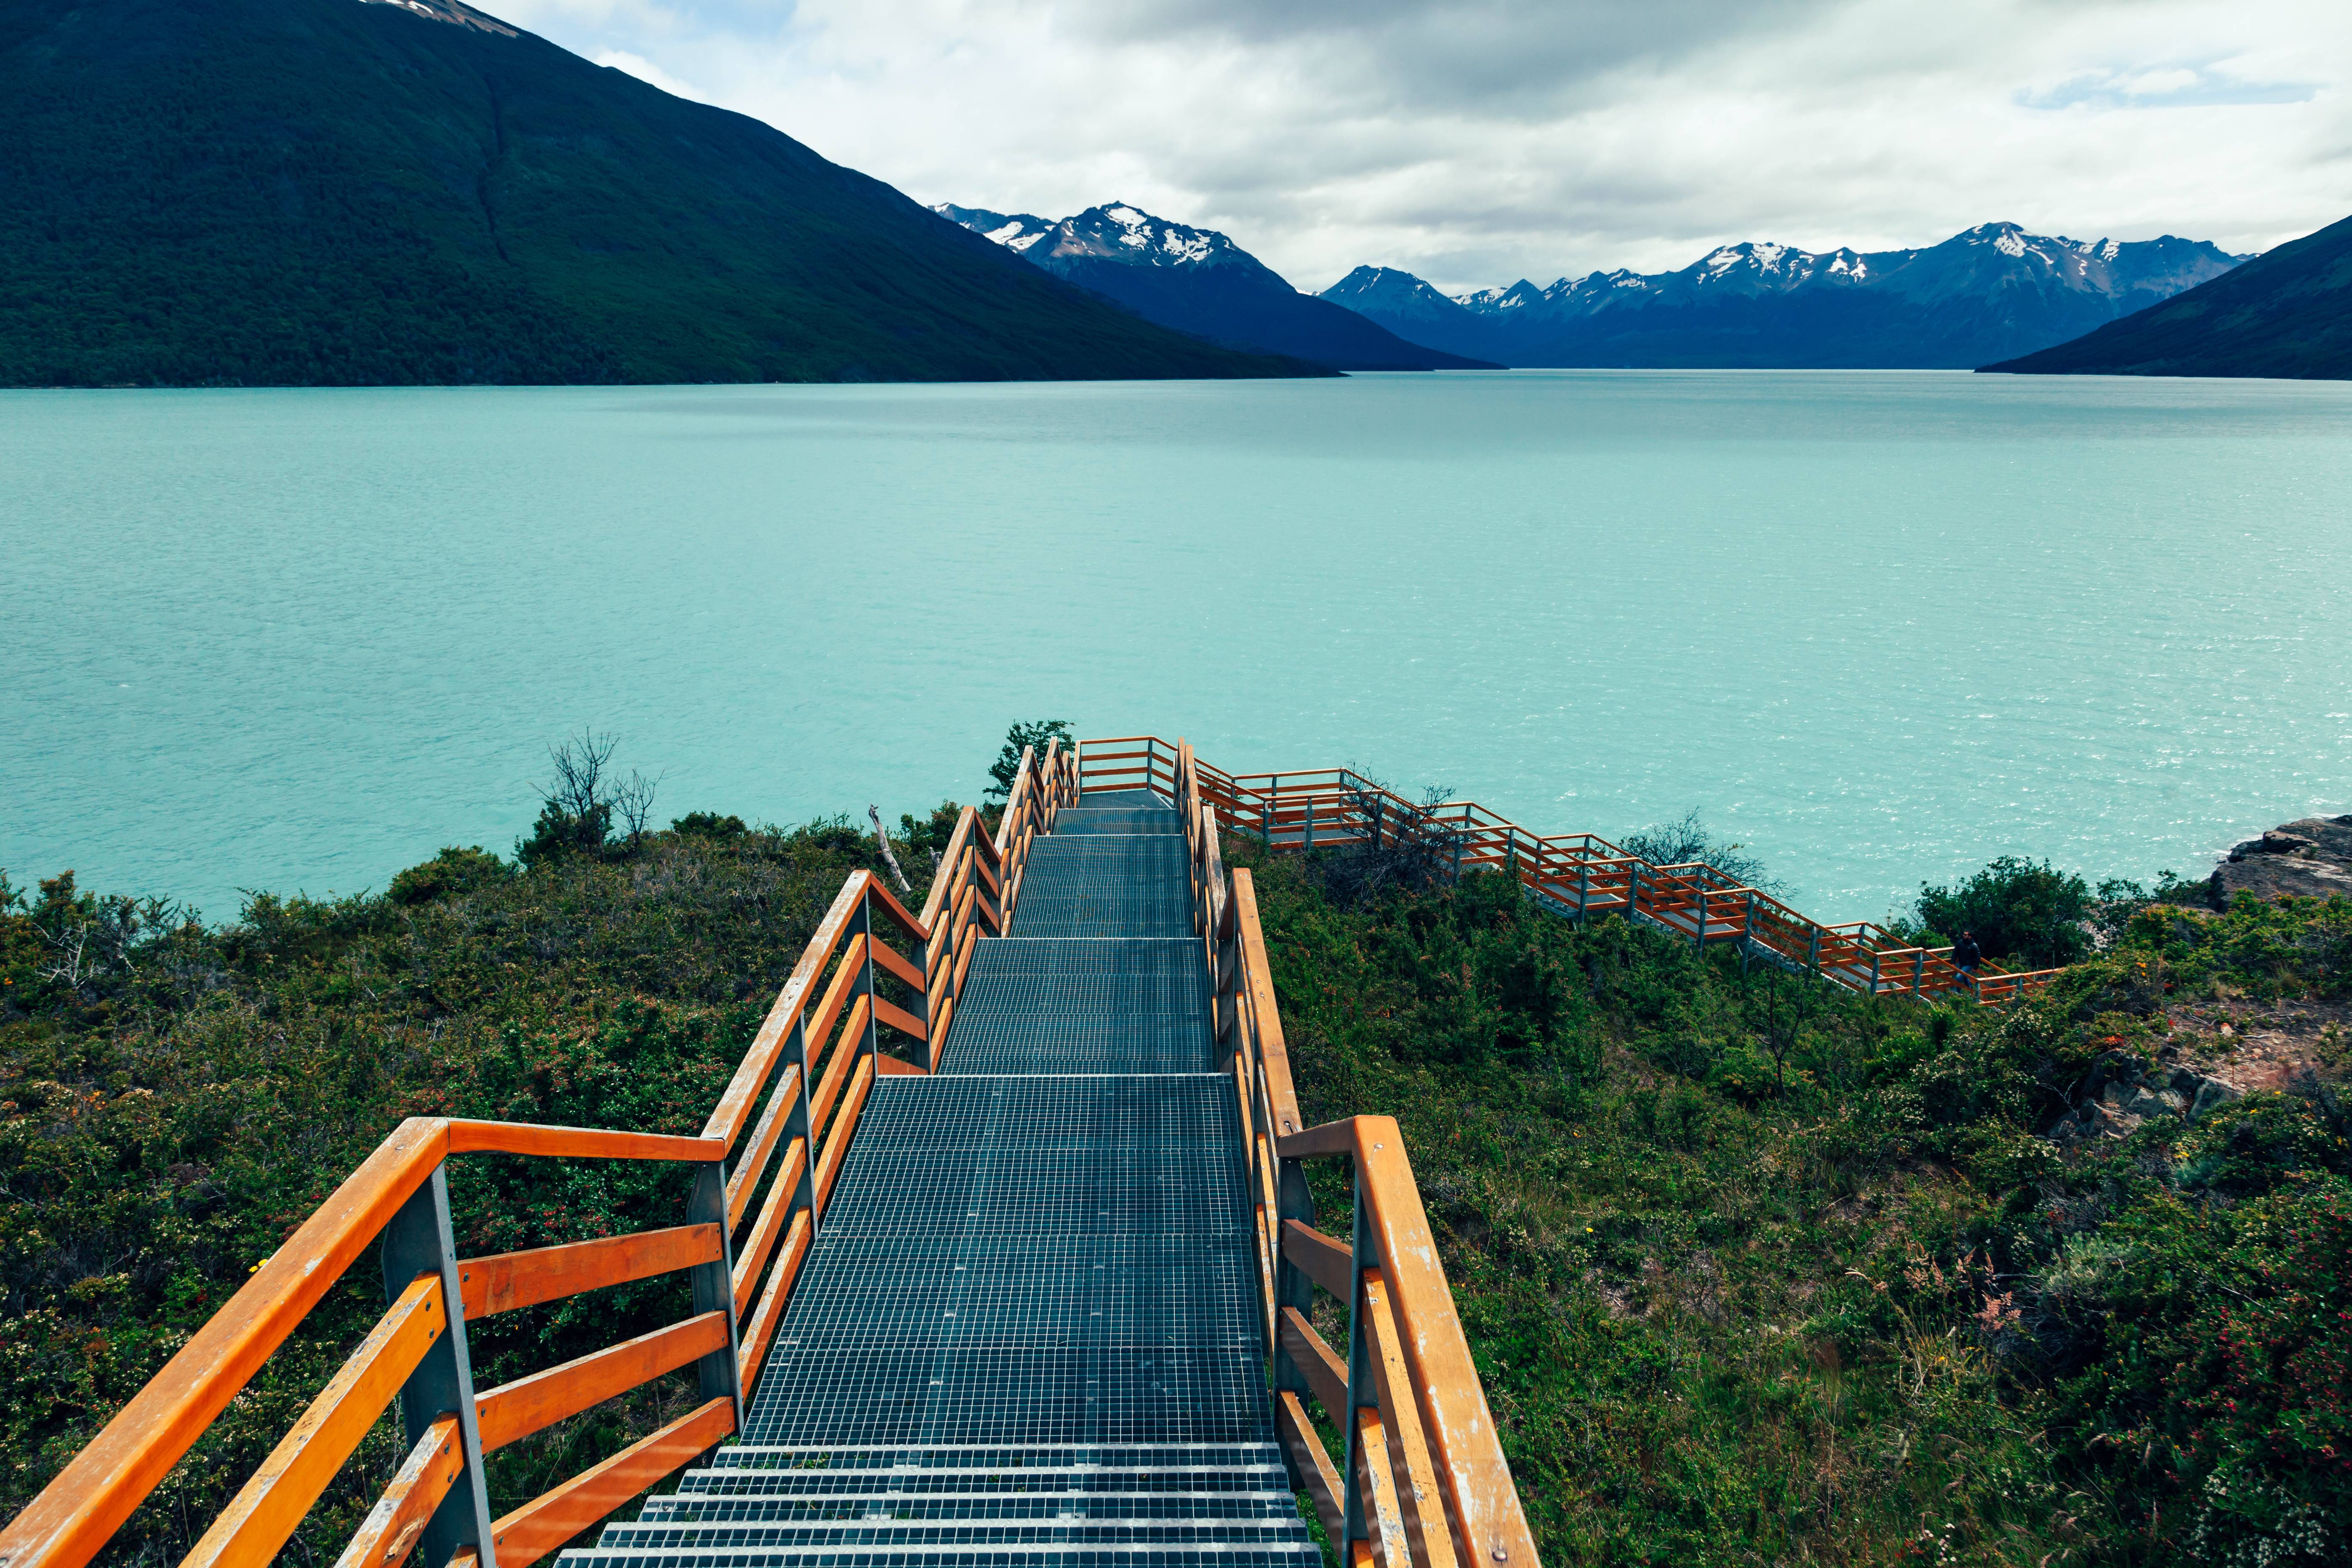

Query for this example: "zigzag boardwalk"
[560,791,1314,1568]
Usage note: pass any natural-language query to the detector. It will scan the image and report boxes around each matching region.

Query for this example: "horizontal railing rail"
[1139,738,1537,1568]
[0,741,1084,1568]
[1080,740,2056,1008]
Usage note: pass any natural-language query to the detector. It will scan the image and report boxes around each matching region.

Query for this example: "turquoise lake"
[6,371,2350,925]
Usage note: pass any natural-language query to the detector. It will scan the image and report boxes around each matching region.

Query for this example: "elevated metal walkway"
[557,790,1312,1568]
[4,741,1534,1568]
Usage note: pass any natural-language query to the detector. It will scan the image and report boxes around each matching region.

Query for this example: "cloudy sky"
[488,0,2350,293]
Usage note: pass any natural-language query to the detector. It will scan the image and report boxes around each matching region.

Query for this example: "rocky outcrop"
[2208,814,2352,907]
[2048,1051,2242,1144]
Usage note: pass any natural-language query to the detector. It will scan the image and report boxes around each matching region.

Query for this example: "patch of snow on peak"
[1993,228,2028,258]
[984,222,1029,245]
[2099,238,2121,261]
[1704,248,1743,274]
[1751,241,1788,271]
[1159,227,1214,264]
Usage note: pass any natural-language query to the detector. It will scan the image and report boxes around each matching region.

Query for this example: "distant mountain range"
[0,0,1310,385]
[1322,226,2246,369]
[934,203,1496,371]
[1984,213,2352,380]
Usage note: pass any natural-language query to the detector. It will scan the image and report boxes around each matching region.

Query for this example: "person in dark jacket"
[1952,930,1984,977]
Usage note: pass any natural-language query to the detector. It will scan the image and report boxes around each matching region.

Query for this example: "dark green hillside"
[1982,213,2352,380]
[0,0,1310,385]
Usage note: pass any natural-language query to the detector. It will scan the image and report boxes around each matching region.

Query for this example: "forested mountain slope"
[0,0,1307,385]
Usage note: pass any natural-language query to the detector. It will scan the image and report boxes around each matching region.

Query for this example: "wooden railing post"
[380,1168,497,1568]
[685,1162,745,1429]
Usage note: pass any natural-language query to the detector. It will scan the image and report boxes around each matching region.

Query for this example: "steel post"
[381,1168,496,1568]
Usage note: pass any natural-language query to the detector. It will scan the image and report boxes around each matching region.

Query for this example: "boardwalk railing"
[1077,737,2057,1007]
[1145,736,1539,1568]
[0,743,1079,1568]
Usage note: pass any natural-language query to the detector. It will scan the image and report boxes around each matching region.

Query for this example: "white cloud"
[591,48,709,101]
[487,0,2352,294]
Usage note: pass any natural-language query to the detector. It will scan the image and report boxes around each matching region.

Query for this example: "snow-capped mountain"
[935,201,1497,372]
[933,204,1053,257]
[1320,224,2245,368]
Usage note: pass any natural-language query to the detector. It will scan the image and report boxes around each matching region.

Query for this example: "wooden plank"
[808,995,870,1137]
[801,933,868,1080]
[1350,1117,1539,1568]
[723,1064,802,1229]
[474,1312,728,1453]
[488,1396,734,1568]
[179,1275,445,1568]
[1282,1220,1354,1299]
[729,1139,806,1317]
[1279,1307,1348,1420]
[1361,1270,1460,1568]
[868,933,924,991]
[1277,1391,1343,1543]
[875,1054,925,1077]
[1230,872,1302,1138]
[814,1056,875,1218]
[872,995,927,1045]
[736,1209,811,1390]
[954,924,979,993]
[927,994,954,1073]
[917,810,976,931]
[702,872,866,1151]
[1355,1408,1413,1568]
[0,1117,452,1568]
[445,1123,720,1163]
[331,1413,462,1568]
[460,1225,720,1320]
[864,876,928,944]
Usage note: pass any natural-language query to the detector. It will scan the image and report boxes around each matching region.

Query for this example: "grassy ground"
[5,810,2346,1568]
[1235,837,2351,1568]
[0,816,930,1567]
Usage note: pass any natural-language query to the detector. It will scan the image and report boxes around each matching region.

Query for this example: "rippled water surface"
[8,371,2350,922]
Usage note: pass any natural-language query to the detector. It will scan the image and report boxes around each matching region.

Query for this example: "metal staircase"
[3,740,1537,1568]
[553,790,1319,1568]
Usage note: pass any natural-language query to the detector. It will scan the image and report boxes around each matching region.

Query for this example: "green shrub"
[386,845,510,904]
[1912,855,2095,967]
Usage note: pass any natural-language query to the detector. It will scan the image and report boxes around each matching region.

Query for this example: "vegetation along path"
[2,731,2347,1568]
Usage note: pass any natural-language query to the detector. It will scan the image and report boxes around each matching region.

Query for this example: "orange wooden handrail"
[473,1312,730,1453]
[3,832,975,1568]
[333,1412,464,1568]
[459,1226,721,1320]
[487,1397,735,1568]
[1085,736,2059,1010]
[1153,738,1541,1568]
[178,1274,448,1568]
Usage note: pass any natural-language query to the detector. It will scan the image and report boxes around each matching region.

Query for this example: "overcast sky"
[488,0,2350,293]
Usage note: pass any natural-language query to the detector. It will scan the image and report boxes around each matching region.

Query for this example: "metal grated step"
[560,1548,1323,1568]
[1010,838,1195,939]
[946,941,1213,1074]
[565,783,1308,1568]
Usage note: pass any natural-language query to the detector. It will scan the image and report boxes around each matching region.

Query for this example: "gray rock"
[2208,811,2352,907]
